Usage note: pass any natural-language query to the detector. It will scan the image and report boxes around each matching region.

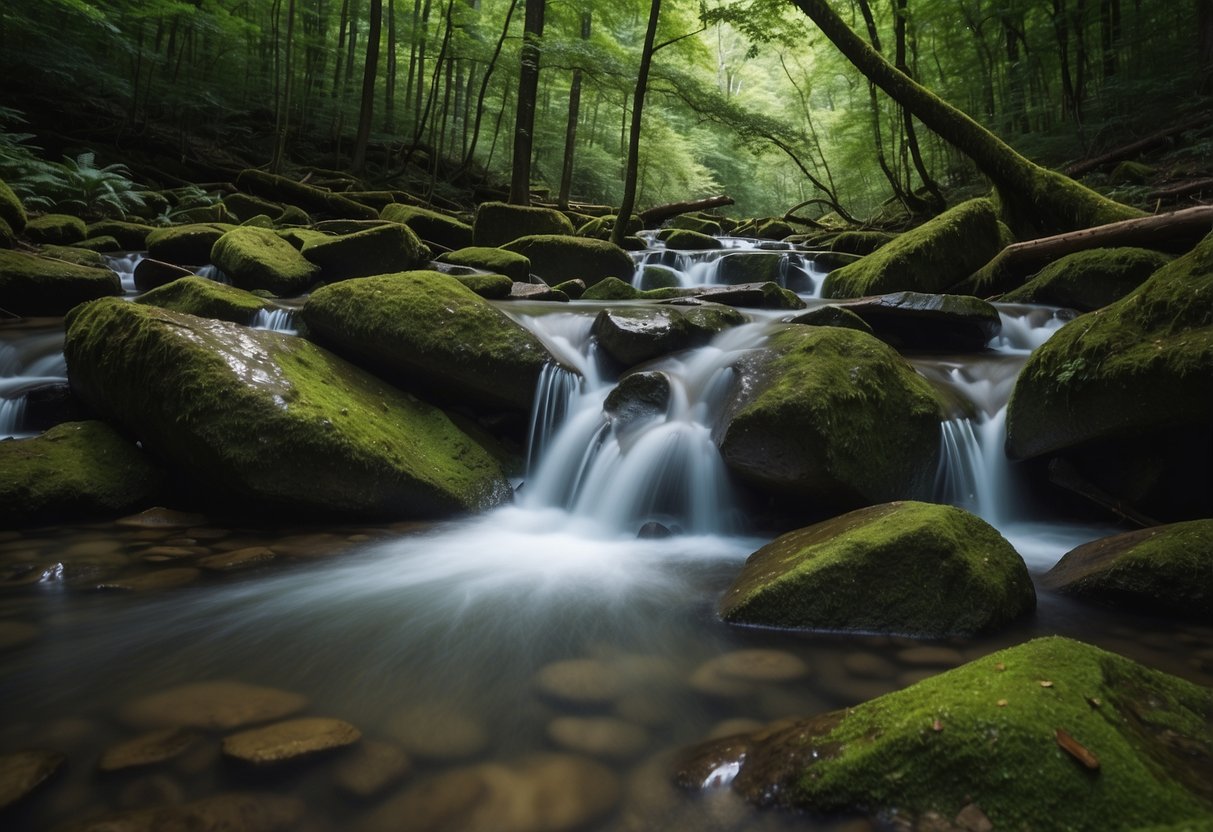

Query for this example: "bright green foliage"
[137,276,275,324]
[0,248,121,316]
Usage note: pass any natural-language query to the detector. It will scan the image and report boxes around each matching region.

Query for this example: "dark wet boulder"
[591,305,744,368]
[133,257,194,292]
[0,249,121,316]
[302,271,564,411]
[211,226,320,295]
[788,304,873,334]
[380,203,473,250]
[718,326,943,506]
[436,246,531,282]
[65,298,510,519]
[828,230,897,256]
[23,213,87,245]
[719,501,1034,636]
[694,281,805,310]
[136,276,273,324]
[713,252,783,287]
[659,229,722,250]
[0,421,166,528]
[838,291,1002,352]
[146,223,229,265]
[603,371,671,430]
[674,636,1213,830]
[552,278,586,299]
[0,178,27,233]
[473,201,575,247]
[1041,520,1212,621]
[822,199,1002,298]
[510,282,570,301]
[502,235,634,287]
[300,222,430,282]
[999,247,1171,311]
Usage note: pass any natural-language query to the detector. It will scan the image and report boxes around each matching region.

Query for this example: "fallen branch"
[639,195,734,226]
[1148,178,1213,203]
[1063,114,1211,178]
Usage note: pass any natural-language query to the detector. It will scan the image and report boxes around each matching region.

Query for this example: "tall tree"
[509,0,545,205]
[612,0,663,246]
[352,0,383,172]
[558,11,591,209]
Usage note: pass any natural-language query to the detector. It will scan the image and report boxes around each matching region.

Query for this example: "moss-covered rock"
[0,421,165,528]
[88,219,154,248]
[715,252,784,286]
[674,636,1213,830]
[473,201,575,247]
[75,235,122,253]
[302,271,564,411]
[660,229,722,250]
[501,235,635,287]
[0,216,13,249]
[38,245,105,268]
[380,204,473,251]
[0,178,27,232]
[719,326,943,506]
[552,278,586,299]
[668,214,723,236]
[828,230,897,256]
[146,223,229,266]
[582,276,640,301]
[822,199,1003,298]
[223,192,283,223]
[576,214,643,241]
[300,222,430,282]
[0,249,122,316]
[1005,232,1213,460]
[719,501,1034,635]
[1041,520,1212,620]
[436,247,532,283]
[453,273,514,299]
[838,291,1003,351]
[65,299,510,518]
[637,265,681,291]
[211,226,320,295]
[591,305,745,368]
[24,213,87,246]
[136,276,274,324]
[999,247,1171,311]
[788,304,874,333]
[235,169,379,221]
[755,219,795,240]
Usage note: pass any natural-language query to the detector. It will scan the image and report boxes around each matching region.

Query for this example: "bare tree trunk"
[271,0,297,173]
[895,0,944,210]
[558,11,590,209]
[352,0,383,172]
[509,0,545,205]
[611,0,662,246]
[459,0,519,171]
[385,0,397,130]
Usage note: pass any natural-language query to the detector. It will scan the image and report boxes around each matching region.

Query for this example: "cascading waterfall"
[102,253,143,293]
[0,330,68,440]
[251,308,297,333]
[630,245,827,297]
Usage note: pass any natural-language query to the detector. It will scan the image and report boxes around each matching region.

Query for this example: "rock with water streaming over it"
[65,299,511,518]
[719,502,1035,637]
[0,749,64,810]
[221,717,361,766]
[119,680,309,731]
[591,306,745,368]
[673,637,1213,830]
[835,291,1002,352]
[53,792,305,832]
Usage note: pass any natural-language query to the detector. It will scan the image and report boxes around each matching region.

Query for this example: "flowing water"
[0,253,1209,831]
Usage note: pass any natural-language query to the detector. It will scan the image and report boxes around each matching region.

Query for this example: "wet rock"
[54,792,305,832]
[552,278,586,299]
[300,222,430,282]
[0,749,64,810]
[145,223,229,266]
[98,727,205,772]
[386,702,489,760]
[534,658,625,707]
[694,281,805,310]
[604,371,671,430]
[115,508,208,530]
[211,226,320,295]
[115,773,187,809]
[547,716,649,760]
[837,292,1002,352]
[222,717,361,766]
[636,521,672,539]
[380,204,473,251]
[137,276,273,324]
[699,649,811,683]
[96,567,202,592]
[502,235,634,287]
[197,546,277,572]
[22,381,89,432]
[333,739,412,798]
[120,680,308,730]
[715,251,784,286]
[591,305,744,368]
[707,718,766,739]
[788,304,874,333]
[131,258,193,292]
[0,250,121,316]
[720,502,1035,637]
[510,281,570,301]
[1000,247,1170,311]
[472,201,575,247]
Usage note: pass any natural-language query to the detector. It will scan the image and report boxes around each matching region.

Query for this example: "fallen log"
[1148,178,1213,203]
[639,195,734,226]
[956,205,1213,296]
[1063,114,1211,178]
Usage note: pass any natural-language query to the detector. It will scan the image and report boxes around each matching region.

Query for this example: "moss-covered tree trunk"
[790,0,1143,237]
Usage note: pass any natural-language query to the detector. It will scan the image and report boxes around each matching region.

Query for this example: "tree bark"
[639,195,734,225]
[509,0,545,205]
[611,0,662,246]
[352,0,383,172]
[271,0,297,173]
[1062,114,1211,177]
[458,0,519,172]
[557,11,591,209]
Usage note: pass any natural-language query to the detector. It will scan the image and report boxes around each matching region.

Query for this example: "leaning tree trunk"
[611,0,662,247]
[790,0,1142,237]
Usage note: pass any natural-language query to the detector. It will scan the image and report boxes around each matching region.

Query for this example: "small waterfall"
[0,393,27,439]
[103,253,143,293]
[195,264,229,284]
[1,329,68,439]
[525,363,581,474]
[934,408,1012,525]
[992,307,1073,353]
[630,248,825,296]
[251,308,297,333]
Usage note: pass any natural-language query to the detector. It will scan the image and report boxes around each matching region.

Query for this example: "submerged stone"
[547,716,649,760]
[300,221,430,281]
[333,739,412,798]
[136,276,272,324]
[719,501,1035,636]
[0,249,121,316]
[221,717,361,766]
[674,637,1213,830]
[54,792,304,832]
[120,680,308,730]
[502,234,635,287]
[380,203,473,250]
[386,702,489,761]
[211,226,320,295]
[98,727,204,772]
[436,245,531,282]
[0,749,64,810]
[473,201,575,246]
[1000,246,1171,311]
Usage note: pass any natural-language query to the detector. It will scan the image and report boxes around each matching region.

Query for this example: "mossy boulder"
[718,326,943,506]
[668,214,722,236]
[0,178,27,232]
[1041,520,1213,621]
[65,299,510,518]
[277,227,332,250]
[0,421,166,528]
[300,223,430,282]
[582,276,640,301]
[838,291,1002,352]
[822,199,1002,298]
[223,192,283,223]
[660,229,722,250]
[755,219,795,240]
[436,247,532,283]
[302,271,564,411]
[85,220,155,250]
[577,214,642,241]
[24,213,87,246]
[591,305,745,368]
[75,235,122,253]
[380,203,473,250]
[39,245,105,268]
[146,223,229,266]
[716,252,785,286]
[828,230,897,256]
[637,265,681,291]
[719,501,1034,635]
[674,636,1213,830]
[473,201,575,247]
[0,249,122,316]
[1000,247,1171,311]
[1005,232,1213,460]
[0,217,13,249]
[211,226,320,295]
[136,276,273,324]
[789,304,874,334]
[502,235,635,287]
[235,169,379,221]
[453,273,514,299]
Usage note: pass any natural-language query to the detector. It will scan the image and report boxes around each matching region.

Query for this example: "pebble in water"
[546,716,650,760]
[386,702,490,761]
[197,546,277,572]
[534,658,626,708]
[98,727,205,772]
[96,567,202,592]
[53,792,305,832]
[690,648,810,698]
[115,508,208,530]
[221,717,361,766]
[333,739,412,799]
[120,680,309,731]
[0,749,65,810]
[115,773,186,810]
[842,651,898,679]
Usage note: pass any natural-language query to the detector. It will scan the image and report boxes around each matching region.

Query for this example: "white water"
[0,329,68,439]
[631,246,827,297]
[102,252,143,293]
[251,307,297,333]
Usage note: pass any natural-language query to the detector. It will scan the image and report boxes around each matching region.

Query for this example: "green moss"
[1005,232,1213,459]
[223,192,283,223]
[659,229,722,251]
[755,219,795,240]
[147,223,229,265]
[828,230,897,256]
[302,271,562,411]
[0,178,27,232]
[720,501,1034,635]
[0,249,121,316]
[822,199,1002,298]
[1110,161,1155,185]
[39,245,105,267]
[0,421,165,528]
[637,265,681,291]
[436,246,532,283]
[453,273,513,299]
[300,222,430,282]
[136,276,273,323]
[716,252,784,286]
[64,299,510,518]
[501,234,635,287]
[276,205,312,226]
[276,228,332,250]
[380,204,473,250]
[577,214,643,241]
[472,201,575,247]
[668,214,723,236]
[235,169,379,221]
[239,214,275,228]
[24,213,87,245]
[73,235,121,253]
[85,220,154,249]
[993,167,1144,239]
[789,305,874,333]
[0,216,13,249]
[582,276,640,300]
[1000,247,1171,311]
[211,227,320,295]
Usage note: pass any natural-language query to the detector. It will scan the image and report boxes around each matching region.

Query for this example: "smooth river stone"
[222,717,361,766]
[386,702,489,760]
[546,716,649,760]
[98,727,205,772]
[116,507,208,529]
[0,749,65,809]
[706,718,767,740]
[53,792,305,832]
[139,545,209,562]
[689,649,811,699]
[197,546,277,571]
[333,739,412,798]
[96,567,202,592]
[533,658,625,707]
[120,680,308,730]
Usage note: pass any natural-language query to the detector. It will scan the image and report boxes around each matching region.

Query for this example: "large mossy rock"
[715,252,784,286]
[838,291,1002,352]
[64,299,510,518]
[301,271,562,411]
[0,421,165,528]
[85,220,156,250]
[235,169,379,220]
[822,199,1002,298]
[719,501,1035,636]
[0,178,27,232]
[1000,247,1171,311]
[436,246,532,283]
[591,305,745,368]
[146,223,229,266]
[502,235,634,287]
[674,636,1213,830]
[380,203,473,250]
[0,249,121,316]
[718,326,944,506]
[1005,232,1213,460]
[1041,520,1212,620]
[211,227,320,295]
[136,276,273,324]
[472,201,575,247]
[300,222,430,282]
[23,213,87,245]
[660,229,722,251]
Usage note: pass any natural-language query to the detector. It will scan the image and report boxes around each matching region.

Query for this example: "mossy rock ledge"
[719,501,1035,636]
[136,276,274,324]
[0,249,121,316]
[999,247,1171,312]
[300,222,430,282]
[0,178,27,232]
[674,636,1213,830]
[1041,519,1213,621]
[502,234,635,288]
[0,421,166,528]
[211,226,320,295]
[436,246,532,283]
[301,271,566,412]
[718,326,944,507]
[24,213,87,246]
[472,201,575,247]
[837,291,1002,352]
[591,305,744,368]
[64,298,510,519]
[380,203,473,251]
